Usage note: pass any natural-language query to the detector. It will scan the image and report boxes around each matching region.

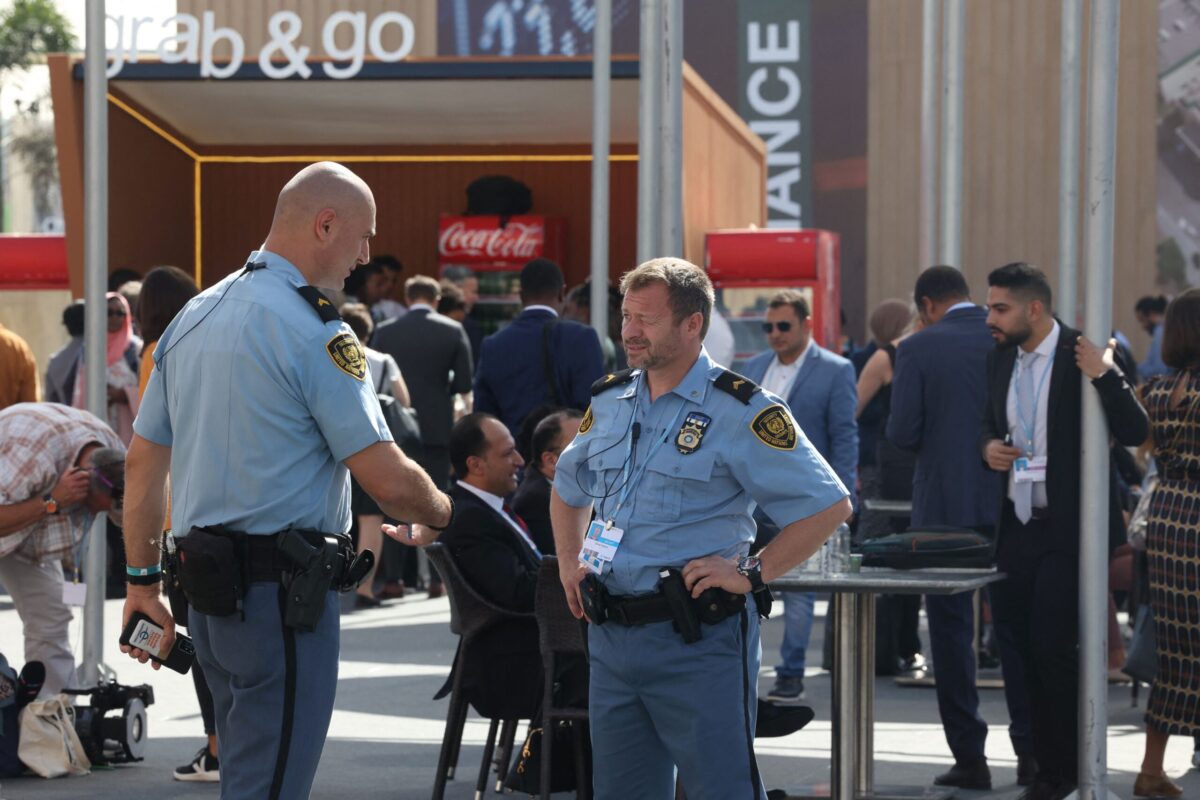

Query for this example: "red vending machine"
[704,228,841,372]
[437,214,568,335]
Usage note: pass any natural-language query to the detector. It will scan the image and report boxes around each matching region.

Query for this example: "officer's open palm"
[682,555,752,598]
[120,586,175,670]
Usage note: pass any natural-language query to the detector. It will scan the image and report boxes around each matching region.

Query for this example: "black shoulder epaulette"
[713,370,760,405]
[296,286,342,324]
[591,369,637,396]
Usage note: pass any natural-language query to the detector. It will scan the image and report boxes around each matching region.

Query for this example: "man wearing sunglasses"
[0,402,125,696]
[742,290,859,705]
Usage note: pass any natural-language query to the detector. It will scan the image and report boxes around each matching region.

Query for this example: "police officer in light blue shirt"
[550,258,851,800]
[119,163,453,800]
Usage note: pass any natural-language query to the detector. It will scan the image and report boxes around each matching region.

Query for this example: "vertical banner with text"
[738,1,812,229]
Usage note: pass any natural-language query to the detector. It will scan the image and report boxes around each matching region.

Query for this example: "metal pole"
[938,0,965,269]
[854,594,876,795]
[1057,0,1083,325]
[919,0,940,271]
[81,0,109,687]
[831,593,857,800]
[1076,1,1121,798]
[590,0,611,346]
[657,0,683,258]
[636,0,662,263]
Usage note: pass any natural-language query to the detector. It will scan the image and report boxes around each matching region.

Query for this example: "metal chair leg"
[474,719,500,800]
[541,718,554,800]
[495,719,518,793]
[432,682,466,800]
[572,721,589,800]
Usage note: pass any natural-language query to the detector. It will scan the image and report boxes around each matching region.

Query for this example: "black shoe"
[354,593,383,609]
[755,700,815,738]
[1017,779,1059,800]
[899,653,927,673]
[1017,755,1038,787]
[933,758,992,790]
[174,745,219,782]
[766,676,805,705]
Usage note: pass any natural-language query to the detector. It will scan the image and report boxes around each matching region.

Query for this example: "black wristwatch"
[737,556,765,593]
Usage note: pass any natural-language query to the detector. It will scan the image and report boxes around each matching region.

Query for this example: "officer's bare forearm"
[757,497,852,583]
[347,442,452,528]
[550,489,592,564]
[123,435,172,569]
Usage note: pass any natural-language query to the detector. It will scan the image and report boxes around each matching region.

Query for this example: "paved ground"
[0,591,1194,799]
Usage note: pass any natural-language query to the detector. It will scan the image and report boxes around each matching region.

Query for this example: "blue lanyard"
[1015,349,1055,454]
[606,387,686,521]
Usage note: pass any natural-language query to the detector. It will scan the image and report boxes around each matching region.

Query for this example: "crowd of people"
[0,164,1195,800]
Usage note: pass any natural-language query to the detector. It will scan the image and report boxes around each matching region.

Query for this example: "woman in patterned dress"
[1136,289,1200,798]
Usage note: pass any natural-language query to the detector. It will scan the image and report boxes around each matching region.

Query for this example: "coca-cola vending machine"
[704,228,841,372]
[437,214,567,335]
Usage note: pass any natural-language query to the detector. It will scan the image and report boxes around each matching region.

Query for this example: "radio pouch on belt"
[277,531,339,632]
[177,528,245,617]
[659,568,702,644]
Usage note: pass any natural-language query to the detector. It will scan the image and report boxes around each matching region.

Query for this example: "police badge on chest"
[676,412,712,454]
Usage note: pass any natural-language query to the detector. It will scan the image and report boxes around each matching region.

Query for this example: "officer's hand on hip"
[120,585,175,670]
[682,555,752,599]
[559,560,589,620]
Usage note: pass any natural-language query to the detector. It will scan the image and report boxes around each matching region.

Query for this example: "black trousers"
[989,507,1079,785]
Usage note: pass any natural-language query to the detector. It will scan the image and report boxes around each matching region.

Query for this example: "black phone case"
[119,612,195,675]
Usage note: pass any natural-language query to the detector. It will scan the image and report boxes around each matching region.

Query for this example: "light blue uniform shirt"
[553,348,848,595]
[134,250,391,538]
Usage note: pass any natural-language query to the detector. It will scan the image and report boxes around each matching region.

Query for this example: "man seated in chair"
[390,412,546,720]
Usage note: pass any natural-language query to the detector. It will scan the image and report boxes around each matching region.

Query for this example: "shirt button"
[673,466,680,474]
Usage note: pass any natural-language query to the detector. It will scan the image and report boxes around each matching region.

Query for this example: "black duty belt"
[243,531,353,585]
[602,587,745,627]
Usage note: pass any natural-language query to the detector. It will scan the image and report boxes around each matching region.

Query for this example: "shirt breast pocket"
[585,437,627,493]
[640,451,717,522]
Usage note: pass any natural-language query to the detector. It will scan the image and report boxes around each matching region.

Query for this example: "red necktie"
[503,503,530,534]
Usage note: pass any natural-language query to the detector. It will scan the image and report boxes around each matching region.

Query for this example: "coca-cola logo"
[438,220,544,262]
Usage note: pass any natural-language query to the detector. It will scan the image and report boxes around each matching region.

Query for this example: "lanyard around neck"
[1015,349,1055,453]
[607,380,686,520]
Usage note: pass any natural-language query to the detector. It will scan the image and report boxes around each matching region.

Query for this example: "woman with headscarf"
[72,292,141,445]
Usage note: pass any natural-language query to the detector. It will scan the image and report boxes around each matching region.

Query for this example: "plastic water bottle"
[822,524,851,576]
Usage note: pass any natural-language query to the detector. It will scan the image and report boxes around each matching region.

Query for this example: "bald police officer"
[120,162,452,800]
[550,258,851,799]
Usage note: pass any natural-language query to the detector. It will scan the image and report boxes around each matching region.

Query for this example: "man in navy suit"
[742,290,858,704]
[474,259,606,436]
[887,266,1029,790]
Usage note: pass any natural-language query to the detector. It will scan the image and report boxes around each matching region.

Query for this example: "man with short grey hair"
[0,402,125,695]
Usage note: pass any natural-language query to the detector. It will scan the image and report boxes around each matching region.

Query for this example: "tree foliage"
[0,0,76,75]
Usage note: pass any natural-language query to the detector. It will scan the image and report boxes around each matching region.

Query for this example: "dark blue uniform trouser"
[190,584,339,800]
[588,605,767,800]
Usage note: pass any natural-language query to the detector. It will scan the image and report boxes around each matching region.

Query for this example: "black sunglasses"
[761,321,794,333]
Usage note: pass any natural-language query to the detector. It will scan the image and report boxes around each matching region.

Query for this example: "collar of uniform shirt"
[620,347,716,405]
[247,249,307,287]
[454,480,541,550]
[523,305,559,317]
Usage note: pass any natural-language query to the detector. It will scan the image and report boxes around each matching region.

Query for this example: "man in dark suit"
[512,408,583,556]
[397,412,544,720]
[886,266,1018,790]
[742,290,858,704]
[474,259,605,435]
[373,276,474,597]
[981,263,1148,800]
[442,265,485,365]
[373,275,474,490]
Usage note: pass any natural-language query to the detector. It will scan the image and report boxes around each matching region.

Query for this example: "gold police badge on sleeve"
[325,332,367,380]
[751,405,797,450]
[579,406,594,434]
[676,412,711,454]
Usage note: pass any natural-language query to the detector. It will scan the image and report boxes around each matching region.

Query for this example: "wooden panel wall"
[198,157,640,288]
[174,0,438,59]
[867,0,1157,353]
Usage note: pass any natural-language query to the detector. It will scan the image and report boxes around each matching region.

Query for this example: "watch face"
[739,556,761,572]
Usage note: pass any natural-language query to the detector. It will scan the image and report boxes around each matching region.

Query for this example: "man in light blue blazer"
[742,290,858,704]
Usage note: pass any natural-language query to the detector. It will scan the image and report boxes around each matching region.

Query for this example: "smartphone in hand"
[119,612,195,675]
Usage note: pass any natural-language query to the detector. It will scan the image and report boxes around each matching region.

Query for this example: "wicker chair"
[425,543,536,800]
[534,557,591,799]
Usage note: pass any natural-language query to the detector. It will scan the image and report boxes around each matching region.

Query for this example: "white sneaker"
[174,745,220,782]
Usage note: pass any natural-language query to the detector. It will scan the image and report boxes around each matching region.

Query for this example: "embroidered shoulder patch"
[326,332,367,380]
[750,404,797,450]
[579,406,594,434]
